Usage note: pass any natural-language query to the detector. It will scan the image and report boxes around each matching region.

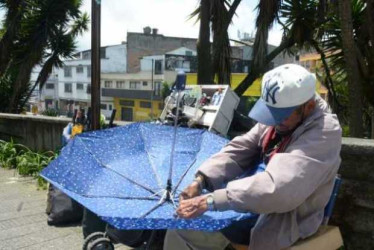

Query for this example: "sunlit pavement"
[0,168,131,250]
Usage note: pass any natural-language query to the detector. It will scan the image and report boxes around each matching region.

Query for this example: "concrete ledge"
[0,113,132,151]
[0,113,71,124]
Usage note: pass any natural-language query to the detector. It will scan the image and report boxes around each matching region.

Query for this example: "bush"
[41,108,59,117]
[0,139,58,188]
[0,139,19,169]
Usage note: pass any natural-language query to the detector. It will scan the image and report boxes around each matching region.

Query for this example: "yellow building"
[101,72,167,122]
[186,69,328,99]
[186,73,262,97]
[112,98,163,122]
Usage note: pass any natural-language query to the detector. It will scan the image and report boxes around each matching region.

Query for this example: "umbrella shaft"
[168,90,181,188]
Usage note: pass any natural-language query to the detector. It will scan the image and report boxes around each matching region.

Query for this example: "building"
[101,46,199,122]
[57,43,126,116]
[29,66,59,112]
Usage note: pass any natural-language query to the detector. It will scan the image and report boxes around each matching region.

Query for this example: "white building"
[57,43,126,116]
[29,66,59,111]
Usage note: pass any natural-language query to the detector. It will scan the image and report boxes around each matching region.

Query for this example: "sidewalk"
[0,168,130,250]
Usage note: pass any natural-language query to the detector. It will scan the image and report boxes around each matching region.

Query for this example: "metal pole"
[151,59,154,119]
[91,0,101,130]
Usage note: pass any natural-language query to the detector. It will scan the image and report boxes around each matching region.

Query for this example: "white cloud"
[77,0,282,50]
[0,0,282,51]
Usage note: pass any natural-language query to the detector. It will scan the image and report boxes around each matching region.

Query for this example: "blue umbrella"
[41,123,258,231]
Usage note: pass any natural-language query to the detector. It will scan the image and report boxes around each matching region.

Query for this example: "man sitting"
[164,64,342,250]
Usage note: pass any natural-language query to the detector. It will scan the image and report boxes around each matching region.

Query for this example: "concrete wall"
[127,32,197,73]
[331,138,374,250]
[0,113,70,151]
[0,113,130,151]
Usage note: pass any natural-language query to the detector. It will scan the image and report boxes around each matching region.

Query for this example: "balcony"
[102,88,162,100]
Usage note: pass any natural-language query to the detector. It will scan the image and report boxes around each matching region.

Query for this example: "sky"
[0,0,283,51]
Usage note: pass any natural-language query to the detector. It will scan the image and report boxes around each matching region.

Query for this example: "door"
[121,107,133,121]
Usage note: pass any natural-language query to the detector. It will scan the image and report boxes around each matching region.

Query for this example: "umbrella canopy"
[41,123,258,231]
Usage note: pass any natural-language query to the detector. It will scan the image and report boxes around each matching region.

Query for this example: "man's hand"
[179,180,202,202]
[176,195,208,219]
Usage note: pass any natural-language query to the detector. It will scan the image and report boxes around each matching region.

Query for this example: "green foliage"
[0,139,58,188]
[0,0,89,113]
[161,82,171,100]
[16,150,56,176]
[0,139,18,169]
[342,125,350,137]
[241,96,259,114]
[41,108,59,117]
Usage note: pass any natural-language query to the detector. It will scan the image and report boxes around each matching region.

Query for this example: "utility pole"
[151,59,154,119]
[91,0,101,130]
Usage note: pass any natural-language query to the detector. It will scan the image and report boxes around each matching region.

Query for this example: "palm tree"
[195,0,213,84]
[235,0,333,96]
[20,14,89,109]
[0,0,24,75]
[0,0,88,113]
[192,0,241,85]
[338,0,364,137]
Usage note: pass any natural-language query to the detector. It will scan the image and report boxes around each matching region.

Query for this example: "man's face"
[275,106,304,133]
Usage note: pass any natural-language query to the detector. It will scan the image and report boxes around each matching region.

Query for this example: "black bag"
[82,208,107,238]
[46,184,84,225]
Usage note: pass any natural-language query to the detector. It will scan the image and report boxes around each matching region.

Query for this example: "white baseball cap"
[248,64,316,125]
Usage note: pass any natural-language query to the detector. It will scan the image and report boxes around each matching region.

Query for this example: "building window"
[104,81,113,88]
[83,51,91,60]
[155,60,163,74]
[109,104,113,111]
[46,83,54,89]
[140,101,151,108]
[100,48,106,59]
[158,103,164,110]
[64,66,72,77]
[154,82,162,96]
[119,100,134,106]
[100,104,107,110]
[130,81,140,89]
[64,83,72,93]
[76,83,84,90]
[185,51,193,56]
[116,81,125,89]
[142,81,148,86]
[87,66,91,77]
[87,84,91,94]
[76,65,84,73]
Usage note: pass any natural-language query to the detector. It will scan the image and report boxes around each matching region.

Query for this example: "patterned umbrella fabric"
[41,123,258,231]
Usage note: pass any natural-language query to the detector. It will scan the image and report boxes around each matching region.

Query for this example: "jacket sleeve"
[212,117,342,214]
[197,123,266,191]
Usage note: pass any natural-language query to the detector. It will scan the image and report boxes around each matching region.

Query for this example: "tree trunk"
[338,0,364,137]
[371,111,374,139]
[197,0,213,85]
[0,0,24,75]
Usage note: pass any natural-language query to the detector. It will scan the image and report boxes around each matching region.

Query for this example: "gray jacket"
[198,97,342,250]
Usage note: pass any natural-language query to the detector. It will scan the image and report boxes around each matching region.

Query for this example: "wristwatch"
[206,194,215,211]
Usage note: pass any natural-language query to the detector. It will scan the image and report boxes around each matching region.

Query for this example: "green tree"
[192,0,241,85]
[235,0,328,96]
[0,0,88,113]
[323,0,373,137]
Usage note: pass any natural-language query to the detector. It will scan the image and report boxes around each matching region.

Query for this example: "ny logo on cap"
[263,79,280,105]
